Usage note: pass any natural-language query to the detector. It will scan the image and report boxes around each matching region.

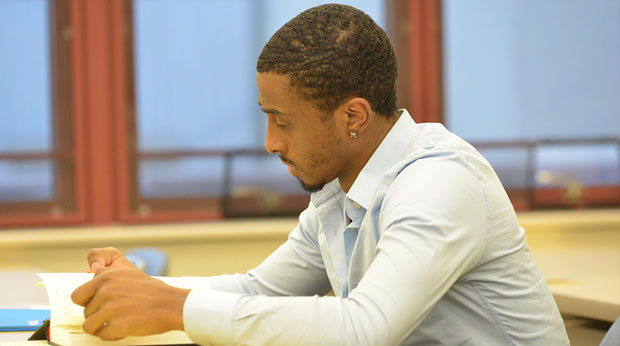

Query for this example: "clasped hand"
[71,247,190,341]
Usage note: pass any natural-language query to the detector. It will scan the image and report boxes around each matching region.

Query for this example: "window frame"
[0,0,84,227]
[2,0,617,229]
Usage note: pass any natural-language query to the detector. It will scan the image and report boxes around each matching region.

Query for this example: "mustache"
[279,155,294,165]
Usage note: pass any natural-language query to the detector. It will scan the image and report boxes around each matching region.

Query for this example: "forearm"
[184,290,378,346]
[182,231,482,346]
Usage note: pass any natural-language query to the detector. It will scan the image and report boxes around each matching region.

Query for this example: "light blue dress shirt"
[181,110,569,345]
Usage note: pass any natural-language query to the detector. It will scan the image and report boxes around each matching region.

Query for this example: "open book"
[37,273,194,346]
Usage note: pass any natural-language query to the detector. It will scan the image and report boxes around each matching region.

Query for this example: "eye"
[272,116,290,129]
[267,114,290,129]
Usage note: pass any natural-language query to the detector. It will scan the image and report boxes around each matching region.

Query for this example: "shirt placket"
[342,199,364,297]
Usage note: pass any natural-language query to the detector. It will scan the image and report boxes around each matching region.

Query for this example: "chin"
[298,178,326,193]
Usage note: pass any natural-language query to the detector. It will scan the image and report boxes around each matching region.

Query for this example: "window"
[123,0,387,221]
[0,0,388,227]
[9,0,606,228]
[442,0,620,209]
[0,0,78,227]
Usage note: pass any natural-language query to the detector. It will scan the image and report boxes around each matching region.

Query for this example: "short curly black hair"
[257,4,398,119]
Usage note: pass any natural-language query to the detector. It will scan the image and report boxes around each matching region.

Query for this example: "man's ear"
[342,97,372,135]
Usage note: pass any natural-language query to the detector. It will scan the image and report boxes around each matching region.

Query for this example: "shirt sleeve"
[183,157,487,346]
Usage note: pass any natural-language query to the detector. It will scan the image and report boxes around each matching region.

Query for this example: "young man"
[72,4,569,345]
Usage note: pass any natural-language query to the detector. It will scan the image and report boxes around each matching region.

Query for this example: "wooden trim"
[69,0,88,225]
[0,201,62,216]
[505,189,531,212]
[0,214,85,229]
[110,0,133,222]
[0,0,86,228]
[51,0,77,215]
[532,186,620,209]
[387,0,409,113]
[506,185,620,211]
[407,0,443,123]
[0,152,71,160]
[390,0,444,123]
[122,0,146,220]
[70,0,118,224]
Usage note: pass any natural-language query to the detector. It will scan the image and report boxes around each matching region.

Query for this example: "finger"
[87,248,107,272]
[94,266,112,277]
[88,247,124,270]
[71,274,105,307]
[82,309,109,336]
[82,267,133,312]
[96,320,125,342]
[89,262,101,273]
[81,269,118,318]
[82,287,106,318]
[71,280,98,306]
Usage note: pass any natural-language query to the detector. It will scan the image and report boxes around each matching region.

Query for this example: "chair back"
[125,247,169,276]
[600,315,620,346]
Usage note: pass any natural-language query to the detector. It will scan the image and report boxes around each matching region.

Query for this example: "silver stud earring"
[350,132,357,139]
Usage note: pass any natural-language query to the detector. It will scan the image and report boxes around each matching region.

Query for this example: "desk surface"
[0,331,38,343]
[549,277,620,322]
[521,210,620,322]
[0,340,47,345]
[1,210,619,336]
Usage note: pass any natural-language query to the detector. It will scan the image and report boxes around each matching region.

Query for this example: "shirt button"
[352,202,360,209]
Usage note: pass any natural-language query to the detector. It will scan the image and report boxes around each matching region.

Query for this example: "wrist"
[167,287,191,331]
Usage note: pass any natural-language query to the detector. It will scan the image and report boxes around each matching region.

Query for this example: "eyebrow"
[258,102,287,116]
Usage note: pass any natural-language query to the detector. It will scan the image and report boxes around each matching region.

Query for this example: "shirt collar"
[346,109,420,210]
[310,179,341,208]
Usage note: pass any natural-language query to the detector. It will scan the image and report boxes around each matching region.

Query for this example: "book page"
[36,273,93,327]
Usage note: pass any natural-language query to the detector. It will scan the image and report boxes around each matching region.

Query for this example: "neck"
[339,114,400,193]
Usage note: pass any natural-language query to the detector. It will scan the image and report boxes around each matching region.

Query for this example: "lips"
[280,156,296,176]
[283,161,296,176]
[279,155,293,165]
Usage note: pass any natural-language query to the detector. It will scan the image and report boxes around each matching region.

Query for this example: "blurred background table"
[0,270,49,342]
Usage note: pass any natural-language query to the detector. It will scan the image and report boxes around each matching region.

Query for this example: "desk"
[1,210,618,342]
[0,331,37,343]
[520,209,620,322]
[0,341,47,346]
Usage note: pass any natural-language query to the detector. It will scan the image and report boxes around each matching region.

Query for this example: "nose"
[264,119,286,154]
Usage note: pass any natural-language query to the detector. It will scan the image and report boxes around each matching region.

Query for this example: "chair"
[125,247,169,276]
[600,315,620,346]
